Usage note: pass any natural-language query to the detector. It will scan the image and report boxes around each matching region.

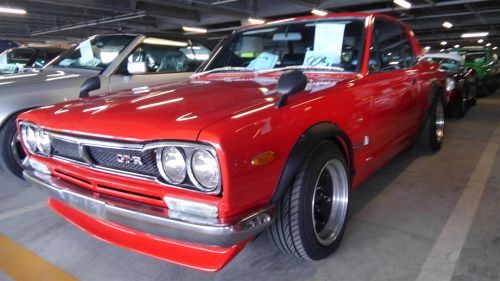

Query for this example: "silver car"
[0,33,211,178]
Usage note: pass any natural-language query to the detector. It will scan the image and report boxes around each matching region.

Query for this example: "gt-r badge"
[116,154,143,165]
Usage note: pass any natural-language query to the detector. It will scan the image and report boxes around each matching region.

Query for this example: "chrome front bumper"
[24,170,275,247]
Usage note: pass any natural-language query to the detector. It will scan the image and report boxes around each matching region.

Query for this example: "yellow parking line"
[0,234,77,281]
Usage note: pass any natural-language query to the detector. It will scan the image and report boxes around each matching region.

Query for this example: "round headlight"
[191,150,219,191]
[160,147,186,184]
[35,129,51,155]
[21,125,37,153]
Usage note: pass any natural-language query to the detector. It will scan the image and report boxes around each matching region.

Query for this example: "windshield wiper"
[256,65,345,74]
[191,67,255,78]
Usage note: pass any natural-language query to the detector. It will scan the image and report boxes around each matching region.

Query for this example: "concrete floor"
[1,90,499,281]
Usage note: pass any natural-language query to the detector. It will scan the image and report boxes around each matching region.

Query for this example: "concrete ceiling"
[0,0,498,51]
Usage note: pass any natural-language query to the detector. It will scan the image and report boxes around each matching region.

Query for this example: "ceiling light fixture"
[424,46,431,50]
[440,41,447,46]
[182,26,208,33]
[311,8,328,16]
[143,38,188,47]
[477,39,484,43]
[493,46,498,50]
[461,32,489,38]
[248,17,266,24]
[442,21,452,28]
[0,7,27,14]
[485,43,491,47]
[454,44,460,48]
[393,0,412,9]
[440,49,445,52]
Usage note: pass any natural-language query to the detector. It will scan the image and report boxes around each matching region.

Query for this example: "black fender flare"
[270,122,355,204]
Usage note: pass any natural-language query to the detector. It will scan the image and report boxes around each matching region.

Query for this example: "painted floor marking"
[415,122,500,281]
[0,234,77,281]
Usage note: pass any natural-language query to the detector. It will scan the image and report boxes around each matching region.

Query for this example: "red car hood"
[21,75,352,141]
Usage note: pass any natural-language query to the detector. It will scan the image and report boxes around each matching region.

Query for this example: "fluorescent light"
[440,49,445,52]
[493,46,498,50]
[0,7,27,14]
[248,17,266,24]
[486,43,491,47]
[393,0,412,9]
[143,37,188,47]
[440,41,447,46]
[461,32,489,38]
[182,26,207,33]
[477,39,484,44]
[424,46,431,50]
[442,21,452,28]
[311,8,328,16]
[454,44,460,48]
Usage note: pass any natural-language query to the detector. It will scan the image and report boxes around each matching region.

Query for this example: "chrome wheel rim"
[311,159,349,246]
[10,131,26,168]
[435,101,445,143]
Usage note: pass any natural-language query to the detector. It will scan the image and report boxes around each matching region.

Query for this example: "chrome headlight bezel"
[154,143,221,194]
[19,122,52,156]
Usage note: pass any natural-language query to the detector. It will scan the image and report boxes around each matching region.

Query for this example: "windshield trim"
[199,16,367,74]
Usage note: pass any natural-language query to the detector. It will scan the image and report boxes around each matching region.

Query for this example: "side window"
[369,19,416,72]
[127,38,210,74]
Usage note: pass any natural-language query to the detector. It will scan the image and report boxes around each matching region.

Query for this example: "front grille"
[52,138,83,162]
[87,146,160,177]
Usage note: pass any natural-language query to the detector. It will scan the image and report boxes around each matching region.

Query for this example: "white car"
[0,33,211,178]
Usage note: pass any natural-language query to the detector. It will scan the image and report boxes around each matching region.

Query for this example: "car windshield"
[48,35,136,70]
[0,48,36,73]
[202,18,365,73]
[464,52,486,63]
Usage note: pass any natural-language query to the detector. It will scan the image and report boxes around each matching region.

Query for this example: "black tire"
[449,89,466,118]
[268,141,350,260]
[468,81,477,107]
[0,114,25,179]
[416,95,445,152]
[476,79,485,98]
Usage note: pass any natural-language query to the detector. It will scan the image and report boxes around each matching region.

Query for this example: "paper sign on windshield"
[248,52,279,70]
[0,53,6,66]
[303,51,338,67]
[312,23,345,64]
[79,39,94,64]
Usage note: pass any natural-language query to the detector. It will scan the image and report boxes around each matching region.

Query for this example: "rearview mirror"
[79,76,101,98]
[127,61,147,75]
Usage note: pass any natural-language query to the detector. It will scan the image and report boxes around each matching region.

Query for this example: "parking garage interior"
[0,1,499,281]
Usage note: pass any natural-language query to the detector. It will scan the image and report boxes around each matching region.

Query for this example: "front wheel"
[0,115,26,179]
[268,141,349,260]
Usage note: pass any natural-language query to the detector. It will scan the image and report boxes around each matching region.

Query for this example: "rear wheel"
[268,141,349,260]
[416,95,445,152]
[0,115,26,179]
[449,90,467,118]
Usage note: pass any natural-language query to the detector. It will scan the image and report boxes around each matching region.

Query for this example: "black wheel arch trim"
[270,122,355,204]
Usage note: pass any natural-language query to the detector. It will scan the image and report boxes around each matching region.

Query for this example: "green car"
[455,47,500,97]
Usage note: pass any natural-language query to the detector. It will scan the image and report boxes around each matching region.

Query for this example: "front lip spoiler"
[24,169,275,248]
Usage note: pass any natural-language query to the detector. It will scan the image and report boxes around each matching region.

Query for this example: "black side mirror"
[275,70,308,108]
[80,76,101,98]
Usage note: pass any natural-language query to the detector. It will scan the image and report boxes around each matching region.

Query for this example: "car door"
[362,19,420,168]
[108,38,211,92]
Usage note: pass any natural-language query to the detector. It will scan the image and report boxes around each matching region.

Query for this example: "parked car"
[19,13,446,272]
[0,47,66,74]
[0,33,211,178]
[454,47,500,97]
[424,52,477,117]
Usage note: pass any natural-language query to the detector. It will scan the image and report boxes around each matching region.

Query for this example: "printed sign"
[248,52,279,70]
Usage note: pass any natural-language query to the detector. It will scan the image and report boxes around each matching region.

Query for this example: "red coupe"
[18,13,446,272]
